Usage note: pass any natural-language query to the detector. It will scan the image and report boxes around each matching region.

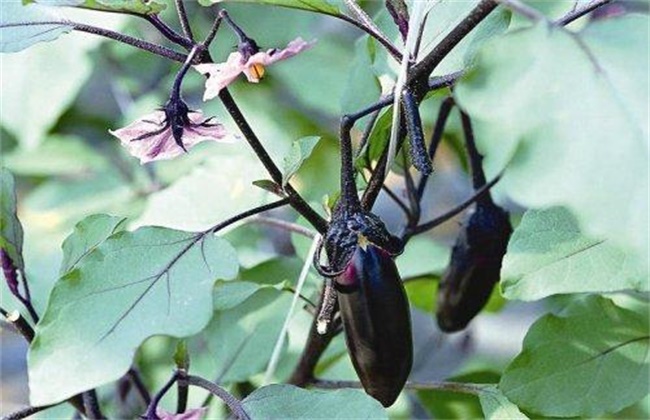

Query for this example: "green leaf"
[454,17,649,272]
[404,277,437,313]
[0,1,73,52]
[203,0,342,16]
[1,21,100,149]
[478,385,528,420]
[201,287,291,383]
[282,136,321,186]
[0,168,24,270]
[500,296,650,417]
[27,0,166,14]
[341,37,381,119]
[241,384,387,418]
[396,236,450,279]
[28,227,239,406]
[2,135,108,176]
[59,214,126,275]
[502,207,648,301]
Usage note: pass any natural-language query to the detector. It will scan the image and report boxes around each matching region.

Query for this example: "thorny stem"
[176,369,189,415]
[203,15,224,48]
[218,88,328,233]
[339,116,363,212]
[171,46,201,99]
[344,0,400,60]
[2,404,54,420]
[174,0,195,42]
[82,390,105,419]
[127,368,152,405]
[460,111,492,206]
[556,0,613,25]
[186,375,250,420]
[144,15,193,49]
[311,379,487,395]
[144,372,178,419]
[405,173,503,239]
[205,199,291,235]
[415,97,455,202]
[2,309,35,342]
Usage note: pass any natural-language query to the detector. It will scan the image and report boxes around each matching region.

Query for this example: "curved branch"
[186,375,250,420]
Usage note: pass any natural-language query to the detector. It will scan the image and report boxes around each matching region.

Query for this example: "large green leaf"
[201,0,342,16]
[28,227,239,406]
[241,384,387,418]
[500,296,650,417]
[0,1,72,52]
[478,385,527,420]
[454,16,649,272]
[0,168,24,270]
[59,214,126,275]
[502,207,648,300]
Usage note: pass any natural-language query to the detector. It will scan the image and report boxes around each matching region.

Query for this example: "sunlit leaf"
[502,207,648,300]
[28,227,239,405]
[241,384,388,418]
[500,296,650,417]
[27,0,166,14]
[455,16,649,272]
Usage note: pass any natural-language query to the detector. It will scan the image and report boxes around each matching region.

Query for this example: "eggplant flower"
[109,98,236,164]
[194,37,315,101]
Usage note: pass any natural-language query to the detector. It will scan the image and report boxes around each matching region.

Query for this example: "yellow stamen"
[358,235,369,251]
[251,63,266,81]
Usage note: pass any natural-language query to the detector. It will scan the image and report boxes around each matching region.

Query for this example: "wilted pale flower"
[109,99,236,164]
[194,37,315,101]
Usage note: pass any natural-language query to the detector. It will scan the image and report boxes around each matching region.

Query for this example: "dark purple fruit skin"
[336,244,413,407]
[436,202,512,333]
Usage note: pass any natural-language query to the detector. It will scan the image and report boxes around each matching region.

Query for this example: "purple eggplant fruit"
[335,242,412,407]
[436,201,512,332]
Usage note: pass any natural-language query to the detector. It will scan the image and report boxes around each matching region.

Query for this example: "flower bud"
[336,244,412,407]
[436,202,512,332]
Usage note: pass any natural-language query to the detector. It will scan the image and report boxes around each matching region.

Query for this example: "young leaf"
[28,227,239,406]
[454,16,649,273]
[241,384,387,418]
[0,1,72,53]
[478,385,527,420]
[201,0,342,17]
[59,214,127,275]
[502,207,648,301]
[281,136,321,186]
[0,168,24,271]
[500,296,650,417]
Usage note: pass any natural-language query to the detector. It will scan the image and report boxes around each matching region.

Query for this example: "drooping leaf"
[502,207,648,300]
[0,1,72,53]
[201,0,342,16]
[500,296,650,417]
[241,384,388,419]
[341,36,381,119]
[282,136,321,186]
[59,214,126,275]
[28,227,239,406]
[454,17,649,272]
[478,385,528,420]
[0,168,24,270]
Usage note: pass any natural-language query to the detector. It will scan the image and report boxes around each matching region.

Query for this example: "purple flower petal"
[195,37,316,100]
[109,110,236,164]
